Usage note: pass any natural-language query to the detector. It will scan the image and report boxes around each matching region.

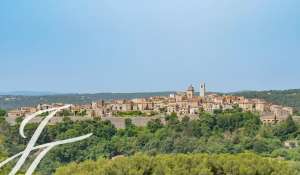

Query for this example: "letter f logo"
[0,105,92,175]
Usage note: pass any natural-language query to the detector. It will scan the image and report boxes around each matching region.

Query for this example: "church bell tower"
[200,83,206,97]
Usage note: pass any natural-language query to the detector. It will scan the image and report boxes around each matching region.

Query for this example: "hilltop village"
[6,83,294,126]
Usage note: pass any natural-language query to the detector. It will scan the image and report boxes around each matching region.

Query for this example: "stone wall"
[5,115,163,129]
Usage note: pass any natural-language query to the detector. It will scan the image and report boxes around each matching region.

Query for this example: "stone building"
[261,112,286,124]
[186,85,195,99]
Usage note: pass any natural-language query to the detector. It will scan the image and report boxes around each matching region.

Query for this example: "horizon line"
[1,88,300,96]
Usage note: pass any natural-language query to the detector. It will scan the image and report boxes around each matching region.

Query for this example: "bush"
[55,153,299,175]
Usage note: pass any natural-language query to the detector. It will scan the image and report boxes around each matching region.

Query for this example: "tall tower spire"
[200,83,206,97]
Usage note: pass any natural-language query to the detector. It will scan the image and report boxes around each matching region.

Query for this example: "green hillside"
[1,109,300,174]
[232,89,300,112]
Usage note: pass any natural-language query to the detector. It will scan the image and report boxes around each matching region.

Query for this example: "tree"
[147,118,163,133]
[0,109,6,117]
[59,110,74,116]
[165,112,179,126]
[273,116,298,140]
[125,118,133,128]
[123,118,137,137]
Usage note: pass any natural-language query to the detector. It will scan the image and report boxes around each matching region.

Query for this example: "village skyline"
[5,83,296,128]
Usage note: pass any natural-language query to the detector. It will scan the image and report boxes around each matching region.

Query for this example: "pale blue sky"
[0,0,299,93]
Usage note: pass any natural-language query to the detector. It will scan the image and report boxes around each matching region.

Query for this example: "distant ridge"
[0,91,175,109]
[1,89,300,111]
[0,91,59,96]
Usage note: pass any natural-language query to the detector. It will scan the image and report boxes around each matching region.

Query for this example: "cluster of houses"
[7,83,294,124]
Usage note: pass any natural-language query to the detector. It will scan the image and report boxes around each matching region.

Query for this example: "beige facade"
[6,83,295,124]
[186,85,195,99]
[261,113,287,124]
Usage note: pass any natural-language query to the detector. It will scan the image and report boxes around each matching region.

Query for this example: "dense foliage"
[0,109,6,117]
[0,109,300,174]
[55,153,300,175]
[0,114,13,175]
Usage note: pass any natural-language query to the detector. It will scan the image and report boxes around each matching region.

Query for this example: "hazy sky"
[0,0,300,93]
